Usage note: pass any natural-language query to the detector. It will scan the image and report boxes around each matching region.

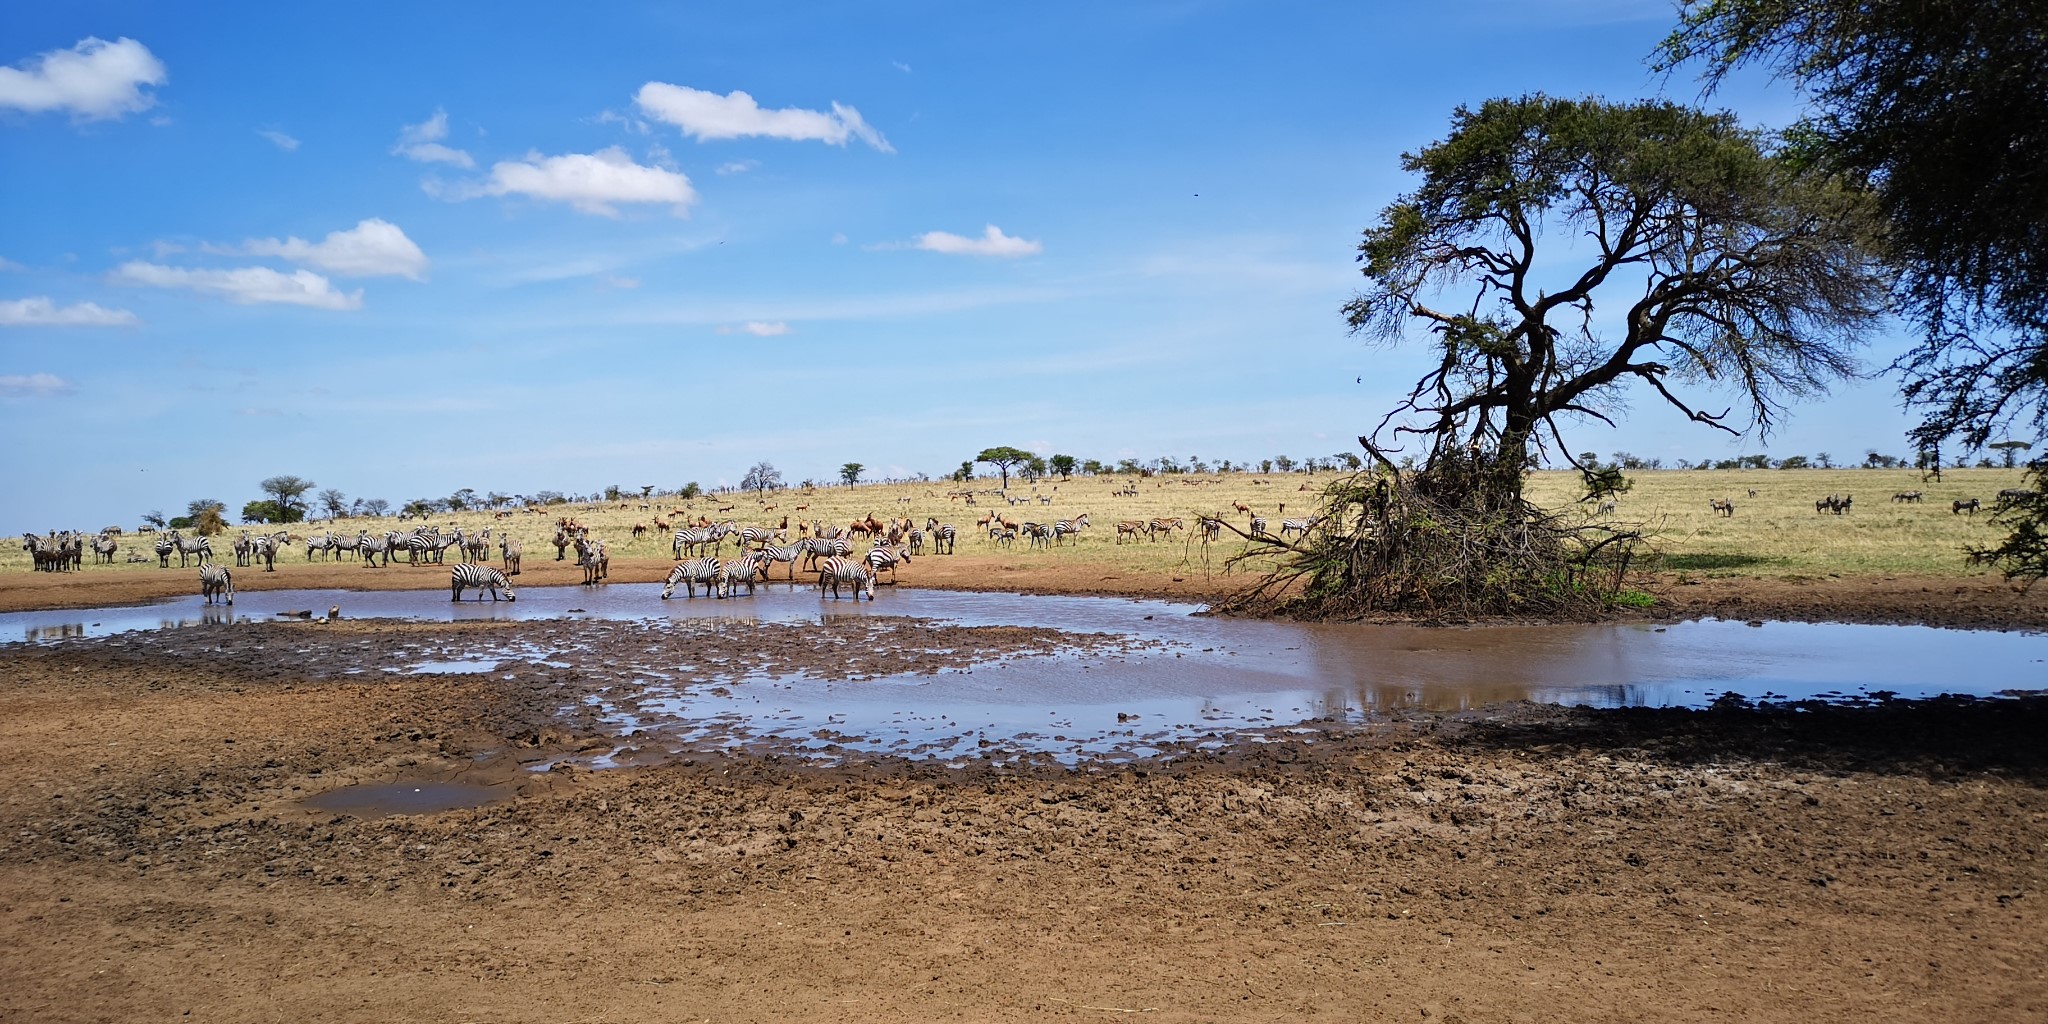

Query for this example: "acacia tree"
[839,462,864,487]
[975,446,1033,489]
[1661,0,2048,582]
[317,488,348,519]
[1234,95,1886,618]
[258,475,316,524]
[740,461,782,494]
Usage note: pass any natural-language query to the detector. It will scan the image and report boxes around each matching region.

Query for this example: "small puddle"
[406,659,500,675]
[299,782,505,818]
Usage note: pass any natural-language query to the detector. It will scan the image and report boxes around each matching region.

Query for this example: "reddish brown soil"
[4,557,2045,631]
[1,572,2043,1021]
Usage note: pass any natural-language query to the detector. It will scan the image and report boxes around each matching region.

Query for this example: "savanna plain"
[2,468,2044,1022]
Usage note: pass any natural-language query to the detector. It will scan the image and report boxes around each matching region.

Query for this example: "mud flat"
[1,608,2043,1021]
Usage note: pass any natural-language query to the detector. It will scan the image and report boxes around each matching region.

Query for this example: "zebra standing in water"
[199,562,233,605]
[662,556,723,599]
[721,554,764,597]
[816,555,875,601]
[450,562,516,602]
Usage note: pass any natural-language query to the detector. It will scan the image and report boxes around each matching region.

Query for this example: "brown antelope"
[1709,498,1735,517]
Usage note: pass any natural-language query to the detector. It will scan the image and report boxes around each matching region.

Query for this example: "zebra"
[756,542,805,581]
[1248,516,1269,539]
[672,527,714,559]
[1147,517,1185,541]
[329,532,362,562]
[662,556,723,599]
[554,526,576,561]
[233,531,253,567]
[1278,517,1320,538]
[305,532,334,561]
[1115,520,1145,544]
[799,536,852,572]
[721,555,764,597]
[575,535,609,585]
[1021,523,1052,549]
[450,562,515,602]
[1196,517,1223,543]
[153,534,175,568]
[199,562,234,605]
[1051,516,1089,546]
[738,525,782,550]
[462,527,491,563]
[250,533,282,572]
[170,531,212,568]
[499,534,523,576]
[931,523,957,554]
[816,555,875,601]
[906,528,926,555]
[865,544,910,584]
[91,532,118,565]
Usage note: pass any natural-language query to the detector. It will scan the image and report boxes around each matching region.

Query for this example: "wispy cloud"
[112,262,363,310]
[0,296,140,327]
[717,321,791,337]
[0,37,165,121]
[0,372,75,397]
[892,61,913,74]
[0,256,26,272]
[256,128,299,151]
[911,224,1042,258]
[242,218,428,280]
[716,159,758,175]
[605,275,641,290]
[392,108,474,168]
[635,83,893,152]
[432,146,696,217]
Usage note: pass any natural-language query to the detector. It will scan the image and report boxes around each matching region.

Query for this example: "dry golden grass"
[5,466,2028,581]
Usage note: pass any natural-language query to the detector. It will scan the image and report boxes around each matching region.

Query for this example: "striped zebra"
[906,528,926,555]
[756,542,804,581]
[721,555,764,597]
[170,531,212,568]
[865,544,910,584]
[1115,520,1145,544]
[499,534,523,576]
[450,562,515,602]
[816,555,875,601]
[1022,523,1052,549]
[233,532,254,567]
[1196,517,1223,543]
[153,534,175,567]
[461,528,491,563]
[198,562,233,605]
[1051,515,1089,546]
[798,536,852,572]
[1248,516,1269,539]
[251,533,282,572]
[331,531,363,561]
[360,532,394,567]
[304,532,334,561]
[575,535,609,585]
[672,527,714,559]
[931,523,957,554]
[91,532,118,565]
[738,525,782,550]
[661,556,723,599]
[1147,517,1184,541]
[1279,516,1320,538]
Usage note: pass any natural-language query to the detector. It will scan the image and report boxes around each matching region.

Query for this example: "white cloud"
[634,83,893,152]
[446,146,697,217]
[830,233,848,246]
[605,275,641,290]
[242,218,428,280]
[0,37,166,121]
[0,256,24,271]
[0,372,74,397]
[393,108,474,168]
[0,296,140,327]
[892,61,913,73]
[717,321,791,337]
[257,128,299,151]
[913,224,1042,258]
[112,262,362,310]
[716,159,758,176]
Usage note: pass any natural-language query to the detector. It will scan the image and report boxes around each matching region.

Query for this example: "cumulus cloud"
[242,218,428,280]
[913,225,1042,258]
[0,37,166,120]
[257,128,299,151]
[441,146,697,217]
[717,321,791,337]
[392,108,474,168]
[112,261,362,310]
[0,372,75,397]
[0,296,140,327]
[634,83,893,152]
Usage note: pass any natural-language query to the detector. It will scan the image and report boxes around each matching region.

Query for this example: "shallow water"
[299,781,505,817]
[7,584,2043,764]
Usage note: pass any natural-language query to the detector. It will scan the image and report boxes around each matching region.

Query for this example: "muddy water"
[5,585,2043,764]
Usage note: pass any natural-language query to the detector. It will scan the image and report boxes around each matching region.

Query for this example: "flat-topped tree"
[1234,95,1888,618]
[975,447,1033,489]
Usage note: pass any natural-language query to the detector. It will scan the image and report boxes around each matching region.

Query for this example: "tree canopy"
[740,461,782,494]
[1344,94,1886,498]
[839,462,864,486]
[258,475,316,524]
[974,446,1034,488]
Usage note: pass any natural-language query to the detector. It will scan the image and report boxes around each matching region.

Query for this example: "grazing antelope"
[1709,498,1735,517]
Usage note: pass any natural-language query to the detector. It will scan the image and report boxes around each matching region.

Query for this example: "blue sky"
[1,2,1936,524]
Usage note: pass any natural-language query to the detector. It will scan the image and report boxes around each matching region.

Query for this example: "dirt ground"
[4,553,2046,631]
[1,570,2044,1022]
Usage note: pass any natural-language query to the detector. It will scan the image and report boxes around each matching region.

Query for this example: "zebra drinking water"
[199,562,233,605]
[450,562,515,602]
[816,555,875,601]
[662,556,723,599]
